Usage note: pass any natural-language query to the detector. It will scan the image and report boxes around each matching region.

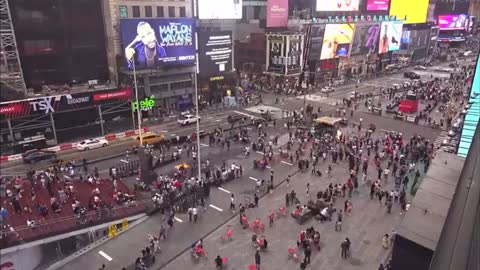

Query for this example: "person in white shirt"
[230,194,235,212]
[193,207,198,222]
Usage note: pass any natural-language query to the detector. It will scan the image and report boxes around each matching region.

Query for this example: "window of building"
[179,7,186,17]
[156,6,164,17]
[168,6,175,17]
[171,81,192,90]
[132,6,140,17]
[145,6,152,17]
[119,5,128,18]
[253,6,261,20]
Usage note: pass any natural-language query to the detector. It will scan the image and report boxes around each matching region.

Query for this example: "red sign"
[93,88,132,102]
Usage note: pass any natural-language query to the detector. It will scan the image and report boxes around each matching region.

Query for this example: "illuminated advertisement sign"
[320,24,355,60]
[378,21,402,53]
[198,31,233,77]
[389,0,428,24]
[457,55,480,157]
[198,0,242,19]
[0,88,132,120]
[308,25,326,60]
[316,0,360,12]
[120,19,196,70]
[400,30,410,50]
[267,0,288,27]
[438,14,469,30]
[350,23,380,56]
[367,0,390,11]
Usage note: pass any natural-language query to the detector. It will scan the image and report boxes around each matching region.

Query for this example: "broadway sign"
[0,88,132,120]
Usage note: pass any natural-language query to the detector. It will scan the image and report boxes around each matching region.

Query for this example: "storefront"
[0,88,133,154]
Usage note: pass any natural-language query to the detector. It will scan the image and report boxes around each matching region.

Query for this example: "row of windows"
[120,5,187,18]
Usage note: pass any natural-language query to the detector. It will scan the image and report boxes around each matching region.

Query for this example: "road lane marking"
[281,161,293,166]
[247,127,253,130]
[200,143,209,147]
[120,159,128,163]
[209,204,223,212]
[98,250,113,261]
[256,151,264,155]
[215,119,222,122]
[249,176,258,181]
[233,110,257,118]
[218,187,231,194]
[266,166,272,169]
[174,216,183,223]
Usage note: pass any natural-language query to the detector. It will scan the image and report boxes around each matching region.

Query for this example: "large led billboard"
[198,31,233,77]
[350,23,380,56]
[120,19,195,70]
[378,21,402,53]
[320,24,355,60]
[316,0,360,12]
[438,14,469,30]
[198,0,242,19]
[267,0,289,27]
[366,0,390,11]
[389,0,428,24]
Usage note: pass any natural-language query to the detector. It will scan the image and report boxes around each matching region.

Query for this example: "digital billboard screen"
[120,19,196,70]
[267,0,288,27]
[350,23,380,56]
[378,21,403,53]
[320,24,355,60]
[390,0,428,24]
[198,31,233,77]
[366,0,390,11]
[198,0,242,19]
[308,25,326,60]
[316,0,360,11]
[438,14,469,30]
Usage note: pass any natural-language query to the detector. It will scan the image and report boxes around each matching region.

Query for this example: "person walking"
[306,183,310,197]
[341,239,349,259]
[255,250,261,270]
[230,194,236,212]
[158,225,166,240]
[193,206,198,222]
[254,194,259,207]
[304,245,312,264]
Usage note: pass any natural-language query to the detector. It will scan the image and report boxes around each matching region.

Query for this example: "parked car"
[177,114,200,126]
[404,71,420,79]
[22,150,57,164]
[76,138,109,151]
[320,87,335,93]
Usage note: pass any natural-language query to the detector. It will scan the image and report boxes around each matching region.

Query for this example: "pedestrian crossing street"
[295,94,341,106]
[433,131,449,149]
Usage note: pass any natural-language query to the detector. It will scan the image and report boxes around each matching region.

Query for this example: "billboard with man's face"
[120,19,196,70]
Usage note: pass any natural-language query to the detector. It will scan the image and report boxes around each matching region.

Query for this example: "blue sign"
[120,18,196,70]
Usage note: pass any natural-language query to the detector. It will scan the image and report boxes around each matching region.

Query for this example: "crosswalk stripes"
[295,94,341,106]
[433,131,449,149]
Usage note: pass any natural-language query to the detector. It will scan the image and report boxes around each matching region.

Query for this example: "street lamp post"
[194,69,202,181]
[132,59,143,146]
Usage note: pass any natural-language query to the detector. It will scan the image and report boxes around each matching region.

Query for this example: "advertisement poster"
[350,23,380,56]
[378,21,402,53]
[198,0,242,19]
[0,88,132,120]
[438,14,469,30]
[366,0,390,11]
[267,0,289,27]
[389,0,428,24]
[308,25,326,60]
[198,31,233,77]
[268,36,286,73]
[120,18,196,70]
[316,0,360,11]
[287,36,303,75]
[320,24,355,60]
[409,29,429,48]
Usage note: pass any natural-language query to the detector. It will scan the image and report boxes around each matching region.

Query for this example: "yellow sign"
[108,224,118,238]
[210,76,224,81]
[122,218,129,231]
[389,0,428,24]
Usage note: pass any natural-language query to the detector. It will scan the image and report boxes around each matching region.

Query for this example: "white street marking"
[209,204,223,212]
[281,161,293,166]
[247,127,253,130]
[160,130,169,133]
[218,187,231,194]
[256,151,264,155]
[200,143,209,147]
[98,251,113,261]
[215,119,222,122]
[120,159,128,163]
[249,176,258,181]
[232,110,257,118]
[266,166,272,169]
[174,216,183,223]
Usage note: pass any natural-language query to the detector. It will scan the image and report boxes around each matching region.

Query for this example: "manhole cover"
[363,239,371,245]
[350,257,363,266]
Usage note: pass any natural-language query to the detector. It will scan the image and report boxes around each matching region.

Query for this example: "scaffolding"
[0,0,27,94]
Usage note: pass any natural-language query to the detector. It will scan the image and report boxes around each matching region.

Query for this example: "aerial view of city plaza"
[0,0,479,270]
